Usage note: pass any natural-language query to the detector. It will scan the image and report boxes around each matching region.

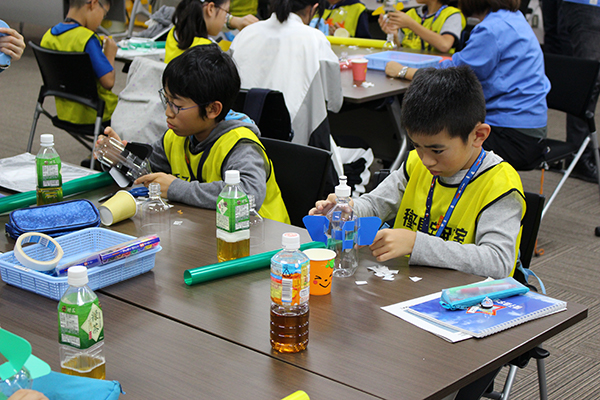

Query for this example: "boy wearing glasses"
[41,0,117,125]
[104,45,290,223]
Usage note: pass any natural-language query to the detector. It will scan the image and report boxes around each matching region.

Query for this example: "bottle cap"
[40,134,54,146]
[335,175,351,197]
[67,265,89,287]
[224,170,240,185]
[148,182,161,196]
[281,232,300,250]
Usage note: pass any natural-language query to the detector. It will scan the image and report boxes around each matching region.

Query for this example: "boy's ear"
[205,101,223,120]
[472,123,491,147]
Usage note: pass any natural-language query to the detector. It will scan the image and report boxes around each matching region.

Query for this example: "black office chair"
[260,137,332,227]
[540,53,600,220]
[28,41,107,170]
[484,192,550,400]
[233,89,293,142]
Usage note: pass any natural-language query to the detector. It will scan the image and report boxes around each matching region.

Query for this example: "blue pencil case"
[440,277,529,310]
[5,199,101,240]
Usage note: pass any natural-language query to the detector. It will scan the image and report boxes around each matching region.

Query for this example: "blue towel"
[32,371,122,400]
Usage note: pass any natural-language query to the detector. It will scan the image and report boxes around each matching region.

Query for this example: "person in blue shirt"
[383,0,550,171]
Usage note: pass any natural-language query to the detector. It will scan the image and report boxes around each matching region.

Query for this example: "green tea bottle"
[36,134,63,205]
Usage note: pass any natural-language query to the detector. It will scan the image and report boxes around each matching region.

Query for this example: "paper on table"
[381,292,472,343]
[0,153,98,193]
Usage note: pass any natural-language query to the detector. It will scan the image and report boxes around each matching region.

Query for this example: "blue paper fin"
[356,217,382,246]
[302,215,329,244]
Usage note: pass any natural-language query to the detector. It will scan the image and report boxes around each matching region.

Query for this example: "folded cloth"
[5,199,101,240]
[32,371,122,400]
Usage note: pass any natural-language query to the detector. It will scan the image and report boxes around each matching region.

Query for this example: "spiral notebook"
[405,291,567,338]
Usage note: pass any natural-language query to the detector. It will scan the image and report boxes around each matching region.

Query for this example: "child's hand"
[103,36,117,59]
[8,389,49,400]
[0,27,25,61]
[384,10,413,30]
[309,193,339,216]
[369,228,416,261]
[99,127,127,147]
[385,61,404,78]
[378,14,397,34]
[135,173,177,197]
[231,15,259,30]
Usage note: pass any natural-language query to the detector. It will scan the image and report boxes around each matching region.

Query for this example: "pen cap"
[67,266,88,287]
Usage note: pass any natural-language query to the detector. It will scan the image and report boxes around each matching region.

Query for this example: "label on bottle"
[36,156,62,188]
[58,299,104,349]
[271,257,310,306]
[216,195,249,233]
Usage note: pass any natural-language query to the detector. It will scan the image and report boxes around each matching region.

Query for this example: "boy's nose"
[421,154,437,168]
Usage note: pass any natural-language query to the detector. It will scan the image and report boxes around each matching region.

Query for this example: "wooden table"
[7,197,576,400]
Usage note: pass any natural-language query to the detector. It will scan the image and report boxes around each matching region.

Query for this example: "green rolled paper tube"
[0,172,114,215]
[184,241,327,286]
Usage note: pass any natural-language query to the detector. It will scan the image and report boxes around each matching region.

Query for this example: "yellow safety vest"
[164,27,213,63]
[41,26,117,124]
[319,2,366,38]
[163,127,290,224]
[230,0,258,17]
[394,151,525,275]
[401,6,465,53]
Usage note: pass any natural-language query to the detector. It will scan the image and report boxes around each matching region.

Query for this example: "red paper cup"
[351,58,369,83]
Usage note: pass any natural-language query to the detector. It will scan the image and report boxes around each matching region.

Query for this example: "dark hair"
[270,0,325,23]
[162,44,240,122]
[458,0,520,17]
[172,0,229,50]
[401,66,486,143]
[70,0,112,8]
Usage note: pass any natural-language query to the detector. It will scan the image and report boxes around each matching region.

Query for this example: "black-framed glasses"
[215,5,230,14]
[158,88,200,115]
[98,1,109,17]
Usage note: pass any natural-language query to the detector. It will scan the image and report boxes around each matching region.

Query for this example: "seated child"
[379,0,465,53]
[104,44,290,224]
[312,0,371,38]
[310,66,525,279]
[41,0,118,124]
[165,0,257,63]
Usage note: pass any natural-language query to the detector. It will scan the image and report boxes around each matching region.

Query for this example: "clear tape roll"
[14,232,64,271]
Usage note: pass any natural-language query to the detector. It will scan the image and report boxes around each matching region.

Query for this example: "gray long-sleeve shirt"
[148,119,269,210]
[353,151,524,279]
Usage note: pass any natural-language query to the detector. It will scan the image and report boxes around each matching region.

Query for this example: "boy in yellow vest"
[318,0,371,38]
[379,0,465,53]
[310,66,525,278]
[41,0,118,124]
[104,44,290,224]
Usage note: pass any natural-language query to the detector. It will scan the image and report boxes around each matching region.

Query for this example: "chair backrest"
[518,192,545,273]
[544,53,600,126]
[233,89,293,142]
[29,41,100,103]
[260,138,332,227]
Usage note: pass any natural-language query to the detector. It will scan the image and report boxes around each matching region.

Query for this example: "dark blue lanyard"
[421,149,486,236]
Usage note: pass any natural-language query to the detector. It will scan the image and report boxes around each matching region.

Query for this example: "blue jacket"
[438,10,550,129]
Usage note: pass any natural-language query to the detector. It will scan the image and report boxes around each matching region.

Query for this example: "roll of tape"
[14,232,64,272]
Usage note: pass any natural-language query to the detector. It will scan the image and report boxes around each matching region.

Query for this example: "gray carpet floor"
[2,21,599,400]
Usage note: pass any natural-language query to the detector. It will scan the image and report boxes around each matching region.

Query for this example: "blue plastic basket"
[0,228,161,300]
[364,51,443,71]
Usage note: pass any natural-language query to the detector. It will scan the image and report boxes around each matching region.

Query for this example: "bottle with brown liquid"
[270,233,310,353]
[216,170,250,262]
[58,266,105,379]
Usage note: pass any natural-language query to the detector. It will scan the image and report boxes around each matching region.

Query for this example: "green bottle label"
[58,298,104,349]
[36,156,62,188]
[216,195,249,233]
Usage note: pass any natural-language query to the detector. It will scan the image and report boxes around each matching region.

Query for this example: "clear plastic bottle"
[58,266,105,380]
[141,182,171,235]
[270,232,310,353]
[327,176,358,277]
[383,33,396,50]
[248,194,264,249]
[0,367,32,397]
[36,133,63,206]
[94,135,152,181]
[216,170,250,262]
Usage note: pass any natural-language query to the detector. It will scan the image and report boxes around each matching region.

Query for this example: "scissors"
[98,186,149,202]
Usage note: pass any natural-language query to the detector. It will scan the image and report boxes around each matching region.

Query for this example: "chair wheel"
[595,227,600,237]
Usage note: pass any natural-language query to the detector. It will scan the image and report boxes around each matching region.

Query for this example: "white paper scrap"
[409,276,422,282]
[355,281,368,286]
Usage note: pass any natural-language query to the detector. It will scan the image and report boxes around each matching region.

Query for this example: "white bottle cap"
[224,170,240,185]
[335,175,351,197]
[40,134,54,146]
[67,265,89,287]
[281,232,300,250]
